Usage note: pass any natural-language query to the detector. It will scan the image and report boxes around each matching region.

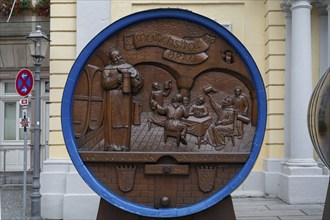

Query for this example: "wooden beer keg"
[62,9,267,218]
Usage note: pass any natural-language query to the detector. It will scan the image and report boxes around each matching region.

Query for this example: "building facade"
[0,0,329,219]
[0,12,50,180]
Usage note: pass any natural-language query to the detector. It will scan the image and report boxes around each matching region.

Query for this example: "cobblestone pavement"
[0,185,31,220]
[0,185,326,220]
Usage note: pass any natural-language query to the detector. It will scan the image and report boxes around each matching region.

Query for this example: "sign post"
[16,68,33,220]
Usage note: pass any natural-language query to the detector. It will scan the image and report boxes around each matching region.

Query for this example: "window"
[1,81,31,142]
[4,102,16,140]
[4,82,16,93]
[0,78,49,171]
[3,101,31,141]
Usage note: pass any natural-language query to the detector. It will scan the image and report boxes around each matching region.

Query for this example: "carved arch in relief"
[193,68,257,126]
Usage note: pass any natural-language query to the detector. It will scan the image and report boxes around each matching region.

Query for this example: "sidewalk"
[0,185,325,220]
[0,185,31,220]
[232,197,325,220]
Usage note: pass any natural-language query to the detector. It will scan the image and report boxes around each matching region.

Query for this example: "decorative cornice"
[314,0,329,6]
[315,0,328,15]
[281,0,292,17]
[290,0,313,11]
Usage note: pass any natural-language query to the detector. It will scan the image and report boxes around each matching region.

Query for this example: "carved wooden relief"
[71,16,259,209]
[73,19,256,153]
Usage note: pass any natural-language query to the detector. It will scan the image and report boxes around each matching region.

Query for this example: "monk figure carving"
[204,88,235,150]
[102,48,143,151]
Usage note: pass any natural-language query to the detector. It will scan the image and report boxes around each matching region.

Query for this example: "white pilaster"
[281,1,292,161]
[317,2,328,77]
[288,0,315,166]
[328,2,330,68]
[279,0,329,204]
[76,0,111,56]
[232,171,265,197]
[263,158,283,197]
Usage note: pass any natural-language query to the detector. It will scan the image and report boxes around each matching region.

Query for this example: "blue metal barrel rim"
[61,8,267,218]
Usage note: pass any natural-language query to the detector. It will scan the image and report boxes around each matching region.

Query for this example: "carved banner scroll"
[124,34,215,64]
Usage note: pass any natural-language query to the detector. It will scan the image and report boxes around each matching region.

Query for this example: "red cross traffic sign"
[15,69,34,97]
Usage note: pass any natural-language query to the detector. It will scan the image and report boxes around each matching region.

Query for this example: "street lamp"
[27,25,50,220]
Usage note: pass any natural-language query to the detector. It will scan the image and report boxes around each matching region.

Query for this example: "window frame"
[0,79,50,144]
[0,80,32,143]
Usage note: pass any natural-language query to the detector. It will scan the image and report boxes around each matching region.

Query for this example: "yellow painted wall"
[49,0,77,159]
[261,0,285,169]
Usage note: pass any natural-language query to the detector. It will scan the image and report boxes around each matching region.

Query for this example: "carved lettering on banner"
[124,34,215,64]
[163,50,208,65]
[124,34,215,53]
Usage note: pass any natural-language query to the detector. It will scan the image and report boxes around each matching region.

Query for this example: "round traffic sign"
[15,69,34,97]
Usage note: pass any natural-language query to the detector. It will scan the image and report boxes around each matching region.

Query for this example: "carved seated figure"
[204,94,235,151]
[152,93,189,146]
[148,81,172,130]
[188,95,209,118]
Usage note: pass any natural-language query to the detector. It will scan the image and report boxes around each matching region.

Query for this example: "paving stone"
[267,204,324,210]
[234,205,269,211]
[279,216,322,220]
[233,197,324,220]
[300,208,324,215]
[235,209,306,217]
[237,217,280,220]
[233,198,285,206]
